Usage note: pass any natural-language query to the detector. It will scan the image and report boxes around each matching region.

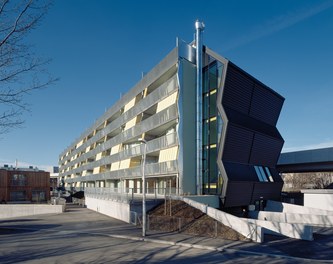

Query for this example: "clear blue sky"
[1,0,333,171]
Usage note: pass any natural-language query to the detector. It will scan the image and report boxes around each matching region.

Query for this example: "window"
[201,58,224,195]
[32,191,46,202]
[264,167,274,182]
[11,174,27,186]
[254,166,274,182]
[254,166,266,182]
[10,191,26,201]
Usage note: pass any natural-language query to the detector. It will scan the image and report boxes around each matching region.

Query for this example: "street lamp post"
[139,138,147,237]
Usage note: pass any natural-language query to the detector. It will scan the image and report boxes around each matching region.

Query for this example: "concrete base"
[301,189,333,211]
[85,197,130,223]
[246,218,313,240]
[250,210,333,227]
[0,204,64,219]
[266,200,333,216]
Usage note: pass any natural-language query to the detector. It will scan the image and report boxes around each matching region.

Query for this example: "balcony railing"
[60,74,178,169]
[64,160,178,183]
[84,187,178,204]
[59,105,178,177]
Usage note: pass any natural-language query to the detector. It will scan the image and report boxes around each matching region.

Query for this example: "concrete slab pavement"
[0,204,333,263]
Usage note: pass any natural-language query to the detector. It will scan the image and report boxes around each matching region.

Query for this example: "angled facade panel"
[249,133,284,167]
[222,125,254,164]
[249,84,284,126]
[215,60,285,208]
[222,65,253,115]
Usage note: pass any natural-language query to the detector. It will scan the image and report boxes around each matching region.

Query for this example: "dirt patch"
[148,200,248,241]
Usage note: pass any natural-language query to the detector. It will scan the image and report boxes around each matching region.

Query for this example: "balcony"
[64,160,178,183]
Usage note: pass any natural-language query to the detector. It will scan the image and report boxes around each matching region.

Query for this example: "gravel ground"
[148,200,247,241]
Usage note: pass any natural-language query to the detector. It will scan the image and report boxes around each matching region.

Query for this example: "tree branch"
[0,0,56,135]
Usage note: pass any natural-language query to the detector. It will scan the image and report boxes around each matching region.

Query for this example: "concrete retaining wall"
[302,190,333,211]
[246,218,313,240]
[183,197,263,243]
[183,197,313,241]
[0,204,64,219]
[85,197,130,223]
[266,200,333,216]
[250,210,333,227]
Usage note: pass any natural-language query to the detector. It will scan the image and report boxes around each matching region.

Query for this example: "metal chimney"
[195,20,205,195]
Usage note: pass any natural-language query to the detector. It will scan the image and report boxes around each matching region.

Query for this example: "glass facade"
[202,58,223,194]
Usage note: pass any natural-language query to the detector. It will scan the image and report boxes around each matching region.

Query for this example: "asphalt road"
[0,205,332,263]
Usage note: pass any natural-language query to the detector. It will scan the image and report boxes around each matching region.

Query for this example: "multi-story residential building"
[59,22,284,215]
[0,166,50,203]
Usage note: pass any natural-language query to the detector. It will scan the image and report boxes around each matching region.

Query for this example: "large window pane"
[209,120,217,144]
[10,191,26,201]
[209,92,217,117]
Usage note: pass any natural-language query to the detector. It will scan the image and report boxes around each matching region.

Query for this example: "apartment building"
[59,23,284,210]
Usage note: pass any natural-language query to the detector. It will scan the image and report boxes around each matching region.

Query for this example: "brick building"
[0,166,50,203]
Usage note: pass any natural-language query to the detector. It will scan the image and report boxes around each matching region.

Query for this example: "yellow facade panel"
[119,159,131,169]
[124,97,136,112]
[156,91,178,113]
[76,139,84,148]
[124,116,137,130]
[96,152,103,160]
[158,146,178,163]
[110,161,120,171]
[110,144,121,155]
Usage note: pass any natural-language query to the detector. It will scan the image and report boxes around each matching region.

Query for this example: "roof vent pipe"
[195,20,205,195]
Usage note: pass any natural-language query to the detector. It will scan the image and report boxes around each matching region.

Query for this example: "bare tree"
[0,0,56,134]
[282,172,333,191]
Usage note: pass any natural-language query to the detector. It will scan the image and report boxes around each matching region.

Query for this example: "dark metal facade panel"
[223,162,258,181]
[249,84,284,126]
[224,181,283,207]
[223,162,283,182]
[250,182,284,203]
[249,133,284,167]
[224,107,283,140]
[222,65,253,115]
[217,60,285,207]
[224,182,254,207]
[222,124,254,164]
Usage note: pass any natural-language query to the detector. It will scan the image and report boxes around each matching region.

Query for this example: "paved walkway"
[0,204,333,263]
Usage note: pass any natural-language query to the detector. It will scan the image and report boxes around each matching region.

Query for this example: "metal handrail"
[84,187,178,204]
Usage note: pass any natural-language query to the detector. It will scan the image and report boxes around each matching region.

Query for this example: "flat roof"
[278,147,333,165]
[0,167,46,172]
[277,147,333,173]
